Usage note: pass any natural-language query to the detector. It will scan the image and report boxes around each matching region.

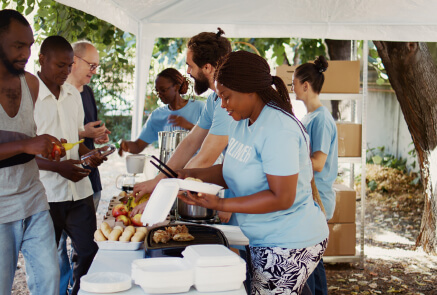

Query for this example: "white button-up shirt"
[34,75,93,202]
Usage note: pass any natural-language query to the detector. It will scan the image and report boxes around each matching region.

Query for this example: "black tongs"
[150,155,178,179]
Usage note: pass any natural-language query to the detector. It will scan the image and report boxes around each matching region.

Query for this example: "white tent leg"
[131,23,155,140]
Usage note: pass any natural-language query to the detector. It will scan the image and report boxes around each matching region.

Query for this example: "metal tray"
[145,224,229,258]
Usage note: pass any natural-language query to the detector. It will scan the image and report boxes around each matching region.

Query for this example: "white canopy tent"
[55,0,437,139]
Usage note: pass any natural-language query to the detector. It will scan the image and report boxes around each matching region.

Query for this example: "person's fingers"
[70,159,83,165]
[89,120,102,127]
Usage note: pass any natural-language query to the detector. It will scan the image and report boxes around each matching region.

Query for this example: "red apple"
[112,204,128,218]
[115,215,131,226]
[131,214,143,227]
[51,144,62,158]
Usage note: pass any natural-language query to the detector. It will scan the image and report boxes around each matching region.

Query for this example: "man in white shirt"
[34,35,105,295]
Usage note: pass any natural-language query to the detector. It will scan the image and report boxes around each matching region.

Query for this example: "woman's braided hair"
[294,55,329,94]
[157,68,189,95]
[215,50,294,116]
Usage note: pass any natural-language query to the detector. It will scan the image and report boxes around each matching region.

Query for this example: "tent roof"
[54,0,437,139]
[57,0,437,41]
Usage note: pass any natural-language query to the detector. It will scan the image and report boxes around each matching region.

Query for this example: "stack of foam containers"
[182,244,246,292]
[131,257,194,293]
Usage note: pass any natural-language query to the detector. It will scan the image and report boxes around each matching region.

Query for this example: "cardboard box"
[275,64,297,93]
[275,60,360,93]
[324,223,356,256]
[336,122,362,157]
[321,60,360,93]
[329,184,356,224]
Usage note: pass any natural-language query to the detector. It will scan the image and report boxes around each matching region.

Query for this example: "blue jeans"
[0,210,60,295]
[58,231,73,295]
[305,259,328,295]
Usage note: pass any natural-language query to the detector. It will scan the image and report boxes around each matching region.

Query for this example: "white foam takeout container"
[131,257,194,294]
[182,245,247,293]
[141,179,223,227]
[131,246,246,293]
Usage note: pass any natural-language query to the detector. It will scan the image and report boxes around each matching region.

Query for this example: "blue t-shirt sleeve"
[196,94,215,130]
[261,128,301,176]
[309,114,333,155]
[209,103,232,136]
[138,111,159,144]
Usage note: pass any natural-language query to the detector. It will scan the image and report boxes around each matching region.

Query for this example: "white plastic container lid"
[80,272,131,293]
[176,178,223,195]
[141,179,179,226]
[182,244,242,267]
[133,257,194,289]
[141,178,223,226]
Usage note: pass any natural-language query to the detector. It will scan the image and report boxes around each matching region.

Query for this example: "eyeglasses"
[152,85,173,96]
[75,55,99,71]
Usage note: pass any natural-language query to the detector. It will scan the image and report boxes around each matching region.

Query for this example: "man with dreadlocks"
[132,28,232,209]
[178,50,329,294]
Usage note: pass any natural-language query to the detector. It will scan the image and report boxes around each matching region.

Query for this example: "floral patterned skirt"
[249,238,328,295]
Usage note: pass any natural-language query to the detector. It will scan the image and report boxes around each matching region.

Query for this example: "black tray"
[145,224,229,258]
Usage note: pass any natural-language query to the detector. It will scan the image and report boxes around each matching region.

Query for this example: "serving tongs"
[149,155,178,179]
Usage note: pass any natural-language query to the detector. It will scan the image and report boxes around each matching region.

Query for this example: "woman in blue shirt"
[293,56,338,295]
[119,68,204,155]
[178,51,328,294]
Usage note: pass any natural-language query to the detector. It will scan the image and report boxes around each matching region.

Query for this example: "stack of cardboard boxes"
[324,184,357,256]
[277,60,362,257]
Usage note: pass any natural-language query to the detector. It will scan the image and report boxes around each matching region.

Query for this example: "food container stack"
[182,244,246,292]
[131,257,194,293]
[131,245,245,293]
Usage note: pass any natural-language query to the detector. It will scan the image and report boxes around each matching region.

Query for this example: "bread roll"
[100,222,112,239]
[136,227,148,234]
[113,225,124,232]
[119,230,134,242]
[131,232,146,242]
[124,225,135,234]
[94,229,107,242]
[108,228,123,241]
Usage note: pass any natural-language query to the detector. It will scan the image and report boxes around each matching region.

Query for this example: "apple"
[131,214,143,227]
[115,215,131,226]
[112,204,128,218]
[51,144,62,158]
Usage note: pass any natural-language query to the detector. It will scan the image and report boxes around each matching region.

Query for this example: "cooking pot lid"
[141,179,223,226]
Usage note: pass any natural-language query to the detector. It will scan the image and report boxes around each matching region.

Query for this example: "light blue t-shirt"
[223,104,329,249]
[139,99,204,144]
[301,106,338,220]
[197,92,231,135]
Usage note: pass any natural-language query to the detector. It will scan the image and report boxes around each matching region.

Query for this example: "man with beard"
[132,28,232,208]
[0,9,65,295]
[34,35,105,295]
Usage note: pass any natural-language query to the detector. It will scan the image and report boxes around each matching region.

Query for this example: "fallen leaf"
[358,281,369,286]
[370,272,378,276]
[369,282,378,289]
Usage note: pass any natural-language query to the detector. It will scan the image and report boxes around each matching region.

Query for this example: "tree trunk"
[374,41,437,254]
[325,40,352,120]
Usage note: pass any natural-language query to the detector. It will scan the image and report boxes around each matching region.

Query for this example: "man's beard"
[193,71,210,95]
[0,45,26,75]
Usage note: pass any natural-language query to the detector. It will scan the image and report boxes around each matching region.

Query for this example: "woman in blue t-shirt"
[293,56,338,295]
[178,51,328,294]
[119,68,204,155]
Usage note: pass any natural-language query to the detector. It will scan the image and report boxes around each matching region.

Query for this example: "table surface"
[78,248,247,295]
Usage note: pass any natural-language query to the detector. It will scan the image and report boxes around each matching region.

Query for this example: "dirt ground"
[11,161,437,294]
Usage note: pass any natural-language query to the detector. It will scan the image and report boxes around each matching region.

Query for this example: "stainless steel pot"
[177,199,216,220]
